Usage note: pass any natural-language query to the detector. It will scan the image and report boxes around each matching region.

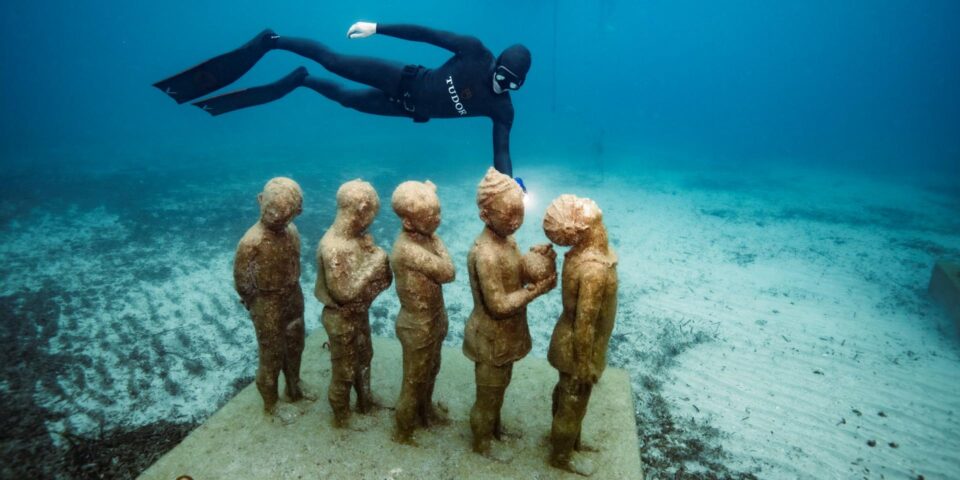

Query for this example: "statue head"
[543,194,602,246]
[476,167,524,237]
[392,180,441,235]
[257,177,303,231]
[336,179,380,235]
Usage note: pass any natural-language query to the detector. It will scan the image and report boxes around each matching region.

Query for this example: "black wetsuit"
[155,25,517,176]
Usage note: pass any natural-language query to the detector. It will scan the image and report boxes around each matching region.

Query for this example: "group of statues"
[233,167,618,475]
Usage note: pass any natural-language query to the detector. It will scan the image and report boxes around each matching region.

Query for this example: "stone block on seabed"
[138,333,643,479]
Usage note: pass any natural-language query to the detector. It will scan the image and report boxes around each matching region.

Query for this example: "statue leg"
[551,378,561,417]
[394,338,422,443]
[394,381,420,443]
[326,334,354,428]
[493,364,514,440]
[355,324,378,413]
[282,290,307,401]
[550,374,594,473]
[470,385,502,454]
[251,300,283,414]
[420,339,449,426]
[470,362,510,454]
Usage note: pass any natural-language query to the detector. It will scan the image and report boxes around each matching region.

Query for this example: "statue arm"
[360,248,393,303]
[433,237,456,283]
[233,242,257,308]
[574,264,605,382]
[290,224,302,253]
[476,250,536,319]
[402,238,455,284]
[314,247,339,307]
[324,247,392,306]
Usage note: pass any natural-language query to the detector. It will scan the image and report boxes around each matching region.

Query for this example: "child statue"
[389,180,456,445]
[233,177,315,422]
[543,194,619,476]
[463,167,557,459]
[314,179,393,428]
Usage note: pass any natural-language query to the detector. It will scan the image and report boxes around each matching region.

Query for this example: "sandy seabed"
[1,158,958,479]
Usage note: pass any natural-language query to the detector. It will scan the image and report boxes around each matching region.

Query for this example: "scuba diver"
[154,22,531,184]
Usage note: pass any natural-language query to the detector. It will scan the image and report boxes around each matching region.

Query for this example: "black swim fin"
[192,66,308,116]
[153,29,278,104]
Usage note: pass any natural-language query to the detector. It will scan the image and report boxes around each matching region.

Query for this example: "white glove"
[347,21,377,39]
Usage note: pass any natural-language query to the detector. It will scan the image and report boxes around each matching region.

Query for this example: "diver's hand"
[347,21,377,39]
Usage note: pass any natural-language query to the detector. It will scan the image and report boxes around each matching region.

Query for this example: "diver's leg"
[191,67,308,116]
[154,29,279,104]
[276,37,404,95]
[302,78,408,117]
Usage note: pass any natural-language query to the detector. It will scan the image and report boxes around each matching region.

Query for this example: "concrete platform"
[138,333,643,480]
[930,260,960,331]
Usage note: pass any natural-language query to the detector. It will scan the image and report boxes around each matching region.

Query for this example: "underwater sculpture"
[314,179,393,428]
[233,177,314,422]
[463,167,557,459]
[542,194,619,476]
[389,180,456,445]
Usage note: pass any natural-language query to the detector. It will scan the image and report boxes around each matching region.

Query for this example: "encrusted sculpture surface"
[543,194,619,476]
[462,167,557,459]
[389,180,456,444]
[314,179,393,428]
[233,177,315,422]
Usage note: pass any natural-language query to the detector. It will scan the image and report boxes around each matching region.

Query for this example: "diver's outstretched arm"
[347,21,483,55]
[493,120,513,178]
[492,102,515,177]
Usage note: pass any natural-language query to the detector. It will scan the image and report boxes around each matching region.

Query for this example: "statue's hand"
[347,21,377,39]
[534,272,557,295]
[530,243,556,261]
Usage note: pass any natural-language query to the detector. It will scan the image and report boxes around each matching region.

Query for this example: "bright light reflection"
[522,191,534,208]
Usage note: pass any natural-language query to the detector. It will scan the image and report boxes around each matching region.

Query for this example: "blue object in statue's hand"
[514,177,527,193]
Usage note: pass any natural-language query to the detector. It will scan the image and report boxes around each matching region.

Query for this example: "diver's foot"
[267,403,301,426]
[278,66,309,89]
[551,454,596,477]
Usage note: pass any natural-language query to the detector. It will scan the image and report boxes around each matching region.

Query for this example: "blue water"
[2,1,959,478]
[2,1,958,174]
